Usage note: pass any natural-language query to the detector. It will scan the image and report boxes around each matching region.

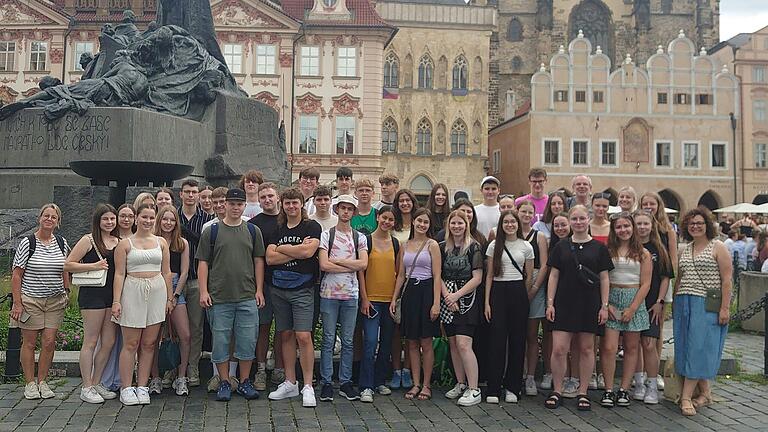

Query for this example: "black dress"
[77,244,116,310]
[440,242,484,329]
[547,239,613,334]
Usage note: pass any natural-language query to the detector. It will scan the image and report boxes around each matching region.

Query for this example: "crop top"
[126,237,162,273]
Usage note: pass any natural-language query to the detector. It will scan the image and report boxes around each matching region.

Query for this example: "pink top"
[403,244,433,280]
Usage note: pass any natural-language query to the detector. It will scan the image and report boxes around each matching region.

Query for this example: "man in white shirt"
[373,173,399,210]
[475,176,501,238]
[299,166,320,216]
[310,185,338,231]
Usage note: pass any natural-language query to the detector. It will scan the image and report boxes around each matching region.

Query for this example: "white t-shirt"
[532,220,551,240]
[762,259,768,273]
[486,238,534,281]
[304,198,316,216]
[319,229,368,300]
[475,203,500,239]
[243,202,262,220]
[311,213,338,232]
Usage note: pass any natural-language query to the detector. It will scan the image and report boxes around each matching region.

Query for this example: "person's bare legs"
[641,336,659,379]
[295,331,314,386]
[456,335,478,389]
[549,331,572,395]
[136,324,161,387]
[407,340,421,388]
[576,333,595,395]
[37,328,58,383]
[80,309,107,387]
[448,336,466,385]
[119,327,143,388]
[392,326,403,370]
[526,319,541,377]
[92,312,117,385]
[20,329,40,384]
[171,305,191,378]
[281,331,298,383]
[419,337,435,395]
[542,330,552,375]
[600,329,620,390]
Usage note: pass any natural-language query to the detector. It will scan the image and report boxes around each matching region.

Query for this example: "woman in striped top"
[11,204,71,400]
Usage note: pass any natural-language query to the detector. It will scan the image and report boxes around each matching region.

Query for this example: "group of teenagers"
[10,166,732,417]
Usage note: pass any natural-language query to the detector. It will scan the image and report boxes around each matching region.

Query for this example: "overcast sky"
[720,0,768,41]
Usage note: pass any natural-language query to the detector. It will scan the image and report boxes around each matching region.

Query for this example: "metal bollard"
[3,311,22,383]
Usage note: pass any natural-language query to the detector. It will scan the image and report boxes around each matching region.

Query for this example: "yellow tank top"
[365,242,397,302]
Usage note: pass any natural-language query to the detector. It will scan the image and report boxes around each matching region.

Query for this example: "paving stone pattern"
[1,377,767,432]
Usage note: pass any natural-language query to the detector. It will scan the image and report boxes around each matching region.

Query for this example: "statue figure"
[38,76,62,90]
[113,10,140,46]
[157,0,226,67]
[536,0,553,30]
[278,120,286,152]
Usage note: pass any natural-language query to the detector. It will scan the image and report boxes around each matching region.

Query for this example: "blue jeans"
[320,298,358,385]
[360,301,394,390]
[208,299,259,364]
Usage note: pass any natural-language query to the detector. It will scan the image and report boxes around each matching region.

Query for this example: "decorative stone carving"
[49,48,64,64]
[332,93,360,115]
[633,0,651,31]
[622,117,651,163]
[1,1,53,25]
[22,88,40,97]
[253,91,278,112]
[569,0,615,64]
[279,52,293,67]
[296,93,322,114]
[212,0,284,28]
[330,157,359,165]
[0,85,18,104]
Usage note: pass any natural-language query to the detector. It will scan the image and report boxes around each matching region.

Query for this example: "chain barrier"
[663,294,767,346]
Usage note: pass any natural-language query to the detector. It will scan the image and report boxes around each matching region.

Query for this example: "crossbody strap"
[402,240,429,296]
[89,234,104,261]
[502,244,526,278]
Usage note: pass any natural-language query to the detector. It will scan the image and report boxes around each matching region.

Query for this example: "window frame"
[492,149,501,174]
[383,52,399,88]
[754,100,766,122]
[710,141,727,170]
[452,56,468,90]
[657,92,668,105]
[336,46,357,77]
[335,115,355,155]
[674,93,690,105]
[298,115,318,154]
[73,42,95,71]
[682,141,700,169]
[755,142,767,168]
[542,138,561,166]
[300,45,321,76]
[0,41,16,72]
[696,93,712,105]
[575,90,586,103]
[450,120,467,155]
[755,66,766,83]
[571,138,590,167]
[255,44,277,75]
[29,41,47,72]
[418,55,433,89]
[416,119,432,155]
[599,139,619,168]
[222,43,243,74]
[654,140,673,168]
[593,90,604,103]
[382,118,397,153]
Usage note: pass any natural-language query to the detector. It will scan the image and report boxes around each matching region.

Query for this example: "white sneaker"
[505,390,519,404]
[445,382,467,399]
[24,382,40,400]
[94,383,117,400]
[644,385,659,404]
[562,378,578,398]
[376,385,392,395]
[597,373,606,390]
[588,373,598,390]
[657,375,665,390]
[148,377,162,395]
[173,377,189,396]
[633,383,646,401]
[302,385,317,407]
[80,386,105,404]
[135,386,151,405]
[269,380,300,400]
[486,395,499,404]
[524,376,537,396]
[38,381,55,399]
[120,387,140,406]
[457,388,482,407]
[360,388,374,403]
[540,373,553,390]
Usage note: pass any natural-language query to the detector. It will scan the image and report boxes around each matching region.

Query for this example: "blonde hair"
[444,210,475,255]
[618,186,637,212]
[133,192,156,210]
[39,203,62,228]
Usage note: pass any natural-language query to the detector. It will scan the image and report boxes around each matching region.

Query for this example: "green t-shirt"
[351,208,377,235]
[196,222,265,304]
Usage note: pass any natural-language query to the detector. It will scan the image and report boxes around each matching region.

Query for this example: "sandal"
[405,385,421,400]
[544,392,562,409]
[576,394,591,411]
[692,394,713,409]
[680,398,697,416]
[417,386,432,400]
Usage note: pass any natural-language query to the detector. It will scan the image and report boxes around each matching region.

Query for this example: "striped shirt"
[13,235,70,298]
[179,206,214,280]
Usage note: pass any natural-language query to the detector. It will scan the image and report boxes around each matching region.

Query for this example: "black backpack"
[209,222,261,265]
[364,233,400,262]
[26,234,67,260]
[327,227,361,259]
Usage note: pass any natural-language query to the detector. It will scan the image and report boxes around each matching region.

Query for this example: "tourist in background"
[133,192,156,211]
[674,207,731,416]
[426,183,450,233]
[65,204,120,404]
[199,186,214,216]
[240,170,264,220]
[111,203,173,405]
[566,175,593,210]
[515,168,549,224]
[310,185,337,231]
[11,204,71,400]
[474,176,501,239]
[374,173,400,210]
[533,191,567,240]
[299,167,320,216]
[155,188,174,209]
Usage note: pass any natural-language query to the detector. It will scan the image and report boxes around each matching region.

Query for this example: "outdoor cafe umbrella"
[713,203,761,213]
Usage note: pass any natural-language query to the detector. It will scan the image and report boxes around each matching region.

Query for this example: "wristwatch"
[174,292,181,299]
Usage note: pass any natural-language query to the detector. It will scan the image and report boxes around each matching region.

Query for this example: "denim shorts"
[207,299,259,364]
[172,274,186,305]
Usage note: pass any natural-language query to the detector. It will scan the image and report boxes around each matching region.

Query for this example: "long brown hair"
[607,212,645,262]
[409,207,433,240]
[492,210,523,277]
[91,203,117,256]
[154,205,185,252]
[426,183,449,217]
[633,211,672,274]
[278,187,308,226]
[640,192,674,236]
[393,189,420,231]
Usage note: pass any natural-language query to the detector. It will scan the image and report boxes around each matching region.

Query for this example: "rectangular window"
[223,44,242,74]
[336,47,356,77]
[572,140,588,166]
[73,42,94,71]
[492,150,501,174]
[674,93,690,105]
[683,142,699,168]
[696,94,711,105]
[555,90,568,102]
[755,66,766,83]
[255,45,276,75]
[756,143,767,168]
[655,141,671,167]
[29,41,47,71]
[300,46,320,76]
[711,143,726,168]
[298,116,318,154]
[601,141,617,166]
[593,91,604,103]
[657,92,668,104]
[754,100,766,122]
[0,41,15,71]
[543,139,559,165]
[575,90,586,102]
[336,116,355,154]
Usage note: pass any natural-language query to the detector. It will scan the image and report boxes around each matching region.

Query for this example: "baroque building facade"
[375,0,496,202]
[488,31,739,213]
[0,0,394,185]
[490,0,720,127]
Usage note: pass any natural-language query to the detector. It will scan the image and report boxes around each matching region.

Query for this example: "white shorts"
[112,274,167,328]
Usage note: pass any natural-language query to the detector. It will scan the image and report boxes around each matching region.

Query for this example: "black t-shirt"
[440,242,483,281]
[250,213,279,277]
[269,219,322,280]
[548,239,614,291]
[642,241,675,308]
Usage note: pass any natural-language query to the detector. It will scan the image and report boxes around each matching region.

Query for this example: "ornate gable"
[1,0,54,25]
[212,0,287,28]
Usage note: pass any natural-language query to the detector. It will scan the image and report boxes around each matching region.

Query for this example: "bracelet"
[112,301,120,305]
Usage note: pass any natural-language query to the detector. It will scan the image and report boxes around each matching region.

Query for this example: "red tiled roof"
[281,0,393,28]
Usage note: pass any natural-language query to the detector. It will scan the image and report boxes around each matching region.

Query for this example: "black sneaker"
[616,389,631,407]
[600,390,616,408]
[339,382,360,401]
[319,383,334,402]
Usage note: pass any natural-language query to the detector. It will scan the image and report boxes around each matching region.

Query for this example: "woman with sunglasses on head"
[440,210,484,406]
[590,193,611,245]
[545,205,612,411]
[674,207,731,416]
[533,191,567,240]
[426,183,450,234]
[599,212,651,408]
[631,210,673,404]
[389,208,442,401]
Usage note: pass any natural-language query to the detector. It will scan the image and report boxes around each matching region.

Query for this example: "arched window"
[418,55,433,89]
[416,118,432,155]
[450,120,467,155]
[382,117,398,153]
[452,55,467,90]
[507,17,523,42]
[511,56,523,71]
[569,0,614,63]
[384,52,399,88]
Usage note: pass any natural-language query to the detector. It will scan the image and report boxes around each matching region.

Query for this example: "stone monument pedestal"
[53,185,116,243]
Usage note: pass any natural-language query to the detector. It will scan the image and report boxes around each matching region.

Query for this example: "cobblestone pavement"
[1,376,767,432]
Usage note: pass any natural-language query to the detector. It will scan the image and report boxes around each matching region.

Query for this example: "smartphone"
[19,311,31,323]
[367,307,379,319]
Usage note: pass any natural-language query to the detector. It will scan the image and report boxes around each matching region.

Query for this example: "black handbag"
[158,319,181,374]
[568,240,600,290]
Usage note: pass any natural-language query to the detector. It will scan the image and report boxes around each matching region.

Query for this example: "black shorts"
[641,319,661,339]
[445,322,476,338]
[78,286,113,310]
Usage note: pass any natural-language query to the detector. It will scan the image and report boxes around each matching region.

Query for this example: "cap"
[225,188,246,201]
[333,194,358,211]
[481,176,500,188]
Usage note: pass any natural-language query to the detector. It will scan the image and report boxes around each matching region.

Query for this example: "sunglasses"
[593,192,612,200]
[610,211,633,221]
[498,194,515,201]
